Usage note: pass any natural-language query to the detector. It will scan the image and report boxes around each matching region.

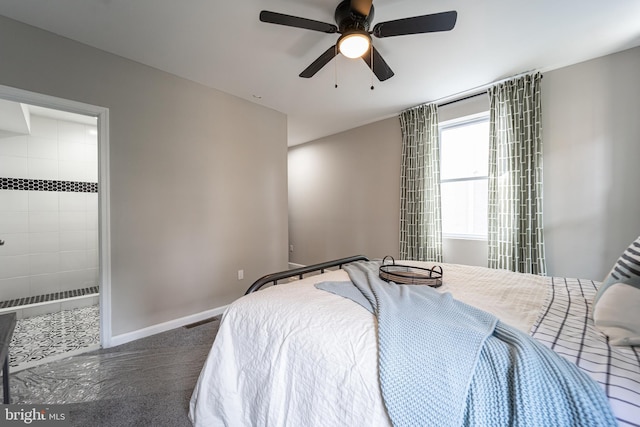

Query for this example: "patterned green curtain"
[399,104,442,262]
[487,73,546,275]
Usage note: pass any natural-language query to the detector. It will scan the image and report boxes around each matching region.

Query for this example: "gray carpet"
[9,316,221,427]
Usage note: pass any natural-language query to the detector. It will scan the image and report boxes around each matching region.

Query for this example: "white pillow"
[593,282,640,346]
[594,235,640,304]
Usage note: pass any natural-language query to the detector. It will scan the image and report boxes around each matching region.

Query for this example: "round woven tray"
[378,256,443,287]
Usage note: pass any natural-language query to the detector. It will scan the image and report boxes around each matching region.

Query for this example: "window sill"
[443,234,488,241]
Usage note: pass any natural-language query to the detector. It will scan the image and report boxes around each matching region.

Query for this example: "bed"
[189,256,640,426]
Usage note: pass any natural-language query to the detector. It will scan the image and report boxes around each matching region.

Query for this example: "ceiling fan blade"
[300,45,338,78]
[372,11,457,38]
[260,10,337,33]
[361,46,394,81]
[350,0,373,17]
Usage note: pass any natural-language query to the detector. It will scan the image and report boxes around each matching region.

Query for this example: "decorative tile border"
[0,286,99,309]
[0,177,98,193]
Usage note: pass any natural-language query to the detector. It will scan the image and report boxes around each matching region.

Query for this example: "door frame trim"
[0,84,112,348]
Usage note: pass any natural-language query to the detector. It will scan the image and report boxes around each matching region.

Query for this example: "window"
[440,113,489,239]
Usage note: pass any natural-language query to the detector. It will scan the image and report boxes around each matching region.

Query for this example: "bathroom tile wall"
[0,114,98,302]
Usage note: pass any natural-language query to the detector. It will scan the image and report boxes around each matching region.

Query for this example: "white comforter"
[189,263,548,426]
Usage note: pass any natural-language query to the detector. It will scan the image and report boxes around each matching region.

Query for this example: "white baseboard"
[108,305,228,348]
[288,262,305,269]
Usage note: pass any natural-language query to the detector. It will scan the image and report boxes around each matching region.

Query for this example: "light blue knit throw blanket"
[315,261,617,427]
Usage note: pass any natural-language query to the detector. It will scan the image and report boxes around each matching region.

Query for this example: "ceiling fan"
[259,0,457,82]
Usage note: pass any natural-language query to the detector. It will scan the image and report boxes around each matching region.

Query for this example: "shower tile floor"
[8,305,100,368]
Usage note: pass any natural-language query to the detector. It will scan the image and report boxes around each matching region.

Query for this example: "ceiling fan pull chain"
[370,47,375,90]
[335,45,339,88]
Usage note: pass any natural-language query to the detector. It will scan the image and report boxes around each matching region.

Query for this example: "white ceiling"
[1,0,639,146]
[0,99,96,137]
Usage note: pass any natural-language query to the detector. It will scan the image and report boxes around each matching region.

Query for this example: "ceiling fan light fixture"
[338,31,371,59]
[260,3,457,81]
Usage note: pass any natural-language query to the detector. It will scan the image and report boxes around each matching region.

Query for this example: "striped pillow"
[594,236,640,305]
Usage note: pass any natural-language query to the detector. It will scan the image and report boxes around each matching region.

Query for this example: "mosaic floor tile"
[8,305,100,368]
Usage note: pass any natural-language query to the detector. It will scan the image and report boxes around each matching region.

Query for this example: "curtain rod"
[430,70,541,108]
[438,92,485,108]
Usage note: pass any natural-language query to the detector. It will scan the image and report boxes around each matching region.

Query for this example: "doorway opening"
[0,85,111,369]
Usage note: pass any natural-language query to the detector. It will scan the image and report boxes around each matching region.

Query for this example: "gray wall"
[543,46,640,279]
[288,117,402,263]
[0,16,289,336]
[289,46,640,280]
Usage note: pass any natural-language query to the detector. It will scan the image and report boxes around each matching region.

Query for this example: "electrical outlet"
[289,244,294,253]
[238,269,244,280]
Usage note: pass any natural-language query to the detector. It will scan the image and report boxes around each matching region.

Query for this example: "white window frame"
[439,112,490,240]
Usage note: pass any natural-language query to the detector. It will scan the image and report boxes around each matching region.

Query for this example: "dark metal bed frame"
[245,255,370,295]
